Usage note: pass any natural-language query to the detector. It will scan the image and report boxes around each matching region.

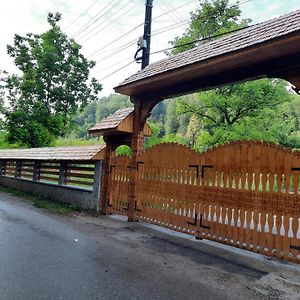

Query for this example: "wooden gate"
[109,141,300,263]
[108,155,130,215]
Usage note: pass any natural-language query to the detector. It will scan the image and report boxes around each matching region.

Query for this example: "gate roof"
[89,107,152,136]
[0,145,105,161]
[114,10,300,99]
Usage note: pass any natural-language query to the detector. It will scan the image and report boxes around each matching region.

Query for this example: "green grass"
[0,186,80,214]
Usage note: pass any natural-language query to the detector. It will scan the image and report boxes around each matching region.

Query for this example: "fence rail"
[0,159,98,191]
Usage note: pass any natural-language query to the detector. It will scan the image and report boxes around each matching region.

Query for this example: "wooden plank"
[66,173,94,179]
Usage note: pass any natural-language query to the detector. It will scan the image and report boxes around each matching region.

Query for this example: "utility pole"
[134,0,153,69]
[142,0,153,69]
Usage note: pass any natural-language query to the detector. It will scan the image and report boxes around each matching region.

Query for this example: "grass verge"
[0,186,80,214]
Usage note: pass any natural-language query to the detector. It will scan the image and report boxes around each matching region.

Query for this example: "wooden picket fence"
[108,141,300,263]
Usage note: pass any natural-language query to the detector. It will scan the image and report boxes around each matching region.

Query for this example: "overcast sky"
[0,0,299,97]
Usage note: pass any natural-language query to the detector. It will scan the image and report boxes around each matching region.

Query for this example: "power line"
[63,0,99,31]
[92,19,189,63]
[91,0,254,81]
[94,40,136,64]
[152,0,196,22]
[86,1,196,59]
[150,24,252,56]
[72,0,118,38]
[93,54,133,75]
[96,60,135,82]
[151,19,190,36]
[87,22,144,58]
[80,1,134,43]
[159,0,184,25]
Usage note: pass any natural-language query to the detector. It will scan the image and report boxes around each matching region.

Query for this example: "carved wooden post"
[128,101,145,222]
[100,142,112,215]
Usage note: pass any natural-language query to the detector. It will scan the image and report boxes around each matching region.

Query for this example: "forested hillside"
[68,88,300,151]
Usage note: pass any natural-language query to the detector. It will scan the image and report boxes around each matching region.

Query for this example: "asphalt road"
[0,191,299,300]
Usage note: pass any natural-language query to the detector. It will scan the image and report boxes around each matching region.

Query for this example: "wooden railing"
[0,159,99,191]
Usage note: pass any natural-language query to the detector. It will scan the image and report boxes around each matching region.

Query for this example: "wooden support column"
[100,142,112,215]
[128,98,158,222]
[128,101,144,222]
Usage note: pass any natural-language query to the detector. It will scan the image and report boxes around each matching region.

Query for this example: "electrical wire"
[72,0,118,38]
[150,24,252,56]
[91,0,253,81]
[87,22,144,58]
[63,0,99,31]
[96,60,135,81]
[151,20,190,36]
[80,1,134,43]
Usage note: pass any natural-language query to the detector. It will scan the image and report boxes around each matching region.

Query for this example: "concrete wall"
[0,176,99,211]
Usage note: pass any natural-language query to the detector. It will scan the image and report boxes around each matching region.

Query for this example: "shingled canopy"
[0,145,105,161]
[115,10,300,100]
[89,107,152,137]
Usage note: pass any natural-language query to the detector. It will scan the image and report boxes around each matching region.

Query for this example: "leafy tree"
[170,0,250,54]
[169,0,296,149]
[164,100,180,134]
[95,94,131,122]
[177,79,291,134]
[195,104,296,150]
[2,12,102,147]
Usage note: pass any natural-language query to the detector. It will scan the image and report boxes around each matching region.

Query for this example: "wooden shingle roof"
[0,145,105,161]
[89,107,152,136]
[115,9,300,98]
[89,107,134,131]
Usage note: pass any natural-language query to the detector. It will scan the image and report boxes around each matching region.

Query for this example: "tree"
[177,79,291,134]
[170,0,295,149]
[170,0,250,54]
[2,12,102,147]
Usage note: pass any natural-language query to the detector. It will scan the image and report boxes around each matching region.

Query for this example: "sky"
[0,0,299,97]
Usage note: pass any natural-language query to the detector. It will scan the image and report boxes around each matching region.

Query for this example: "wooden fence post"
[1,160,7,176]
[100,144,112,215]
[33,161,41,181]
[93,161,102,211]
[58,161,67,185]
[15,160,21,178]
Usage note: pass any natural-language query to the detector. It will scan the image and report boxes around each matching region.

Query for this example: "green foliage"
[170,0,251,54]
[145,122,187,148]
[195,105,296,151]
[73,93,132,138]
[115,145,132,156]
[54,134,103,147]
[2,12,102,147]
[177,79,291,129]
[167,1,298,150]
[0,131,20,149]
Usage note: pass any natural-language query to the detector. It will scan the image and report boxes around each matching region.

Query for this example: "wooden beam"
[136,52,300,101]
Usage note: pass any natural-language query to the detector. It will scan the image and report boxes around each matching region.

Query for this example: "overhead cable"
[63,0,99,31]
